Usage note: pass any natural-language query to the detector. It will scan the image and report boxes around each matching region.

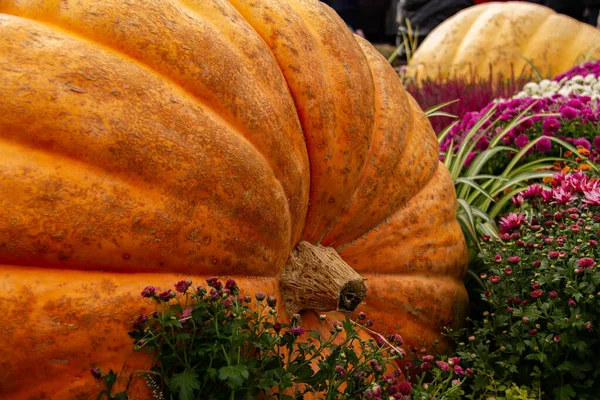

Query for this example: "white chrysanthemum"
[538,79,552,90]
[514,74,600,99]
[570,84,589,95]
[558,88,572,97]
[570,75,585,84]
[585,74,597,84]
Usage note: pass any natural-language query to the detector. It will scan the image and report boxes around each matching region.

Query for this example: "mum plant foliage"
[93,277,413,400]
[443,170,600,400]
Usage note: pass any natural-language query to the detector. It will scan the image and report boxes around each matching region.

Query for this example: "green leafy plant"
[436,98,596,259]
[443,170,600,400]
[91,278,412,399]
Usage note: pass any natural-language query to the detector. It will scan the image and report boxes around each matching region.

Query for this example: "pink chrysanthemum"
[552,186,575,204]
[584,189,600,206]
[578,257,595,269]
[499,212,526,233]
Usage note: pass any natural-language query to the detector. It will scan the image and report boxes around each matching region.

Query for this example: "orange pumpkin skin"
[407,2,600,83]
[0,0,468,398]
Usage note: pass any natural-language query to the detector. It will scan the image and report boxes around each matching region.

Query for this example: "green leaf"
[553,384,576,400]
[556,361,574,372]
[219,364,249,390]
[463,145,515,181]
[163,319,184,329]
[456,199,480,250]
[456,177,496,202]
[96,390,110,400]
[450,105,498,180]
[113,392,129,400]
[424,99,459,118]
[293,364,315,382]
[427,110,458,118]
[519,54,544,80]
[257,378,279,391]
[169,368,200,400]
[444,139,456,170]
[104,370,117,389]
[437,120,460,144]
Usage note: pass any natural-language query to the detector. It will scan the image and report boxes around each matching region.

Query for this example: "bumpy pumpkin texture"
[0,0,468,398]
[407,1,600,83]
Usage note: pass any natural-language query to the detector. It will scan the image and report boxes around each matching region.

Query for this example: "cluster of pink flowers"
[363,368,414,399]
[553,60,600,82]
[517,171,600,208]
[479,168,599,354]
[439,91,600,166]
[419,355,471,376]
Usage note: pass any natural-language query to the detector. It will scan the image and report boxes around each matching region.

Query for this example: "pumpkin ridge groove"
[329,120,439,249]
[333,160,444,254]
[287,11,371,245]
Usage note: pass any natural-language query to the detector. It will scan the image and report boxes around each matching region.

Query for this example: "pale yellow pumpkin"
[407,1,600,83]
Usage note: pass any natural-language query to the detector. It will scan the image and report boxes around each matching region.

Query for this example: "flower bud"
[90,368,102,379]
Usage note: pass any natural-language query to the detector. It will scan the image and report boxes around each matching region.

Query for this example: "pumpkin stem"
[280,241,367,317]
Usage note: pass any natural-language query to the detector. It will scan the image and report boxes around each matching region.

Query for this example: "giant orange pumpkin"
[407,1,600,84]
[0,0,469,398]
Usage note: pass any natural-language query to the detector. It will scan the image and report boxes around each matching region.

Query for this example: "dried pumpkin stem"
[280,241,367,317]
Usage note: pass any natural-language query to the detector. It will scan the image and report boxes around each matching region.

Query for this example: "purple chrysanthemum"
[536,137,552,153]
[560,106,579,120]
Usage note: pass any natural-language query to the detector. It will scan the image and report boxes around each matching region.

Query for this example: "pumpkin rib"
[172,0,310,245]
[0,12,292,203]
[337,162,467,278]
[0,16,293,276]
[355,275,469,351]
[321,37,439,247]
[559,20,596,73]
[0,0,309,247]
[515,11,552,76]
[333,156,443,257]
[448,6,494,71]
[292,0,375,245]
[227,0,376,245]
[319,35,412,246]
[226,0,339,245]
[275,10,345,244]
[0,139,289,275]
